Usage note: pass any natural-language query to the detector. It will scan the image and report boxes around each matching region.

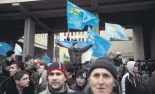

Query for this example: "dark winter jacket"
[0,59,14,77]
[88,88,118,94]
[117,64,127,81]
[0,77,35,94]
[24,62,37,76]
[57,43,93,65]
[121,72,141,94]
[114,59,122,68]
[137,74,155,94]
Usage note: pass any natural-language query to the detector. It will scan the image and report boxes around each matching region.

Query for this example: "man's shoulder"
[0,59,7,64]
[69,92,87,94]
[38,90,47,94]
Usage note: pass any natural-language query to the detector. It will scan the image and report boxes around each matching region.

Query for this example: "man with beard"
[39,62,75,94]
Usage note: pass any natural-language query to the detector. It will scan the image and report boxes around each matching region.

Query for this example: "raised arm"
[81,43,94,53]
[55,41,69,48]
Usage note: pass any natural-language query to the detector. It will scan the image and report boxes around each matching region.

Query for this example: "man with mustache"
[39,62,76,94]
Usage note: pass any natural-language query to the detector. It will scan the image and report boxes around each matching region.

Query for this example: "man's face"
[90,68,115,94]
[109,55,114,60]
[29,58,34,63]
[11,54,16,60]
[9,64,20,76]
[133,63,139,73]
[16,74,30,88]
[37,65,45,74]
[118,55,122,60]
[74,44,78,49]
[76,76,86,86]
[48,70,66,90]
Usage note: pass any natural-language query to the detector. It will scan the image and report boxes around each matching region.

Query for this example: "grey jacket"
[39,84,75,94]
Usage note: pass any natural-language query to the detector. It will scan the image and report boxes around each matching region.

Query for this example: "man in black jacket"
[137,61,155,94]
[71,68,88,93]
[0,61,34,94]
[0,50,15,82]
[56,42,94,77]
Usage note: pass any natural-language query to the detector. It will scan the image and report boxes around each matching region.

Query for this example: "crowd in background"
[0,49,155,94]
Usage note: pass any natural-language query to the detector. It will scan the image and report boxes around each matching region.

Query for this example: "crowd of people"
[0,42,155,94]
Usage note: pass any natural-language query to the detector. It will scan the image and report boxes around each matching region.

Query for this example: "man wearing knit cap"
[71,68,88,92]
[39,62,75,94]
[88,57,118,94]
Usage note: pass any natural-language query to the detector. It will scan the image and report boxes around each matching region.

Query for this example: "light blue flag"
[87,27,111,58]
[57,40,92,48]
[14,43,23,56]
[105,23,128,40]
[0,42,12,56]
[43,55,51,63]
[67,1,99,30]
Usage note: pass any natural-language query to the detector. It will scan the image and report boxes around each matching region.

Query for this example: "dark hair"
[11,61,24,70]
[25,55,33,62]
[73,43,78,46]
[6,50,15,57]
[13,71,29,80]
[40,63,48,70]
[64,62,74,73]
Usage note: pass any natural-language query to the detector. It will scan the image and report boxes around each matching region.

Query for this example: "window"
[75,32,77,36]
[78,32,81,35]
[74,38,77,41]
[82,32,84,36]
[128,37,133,40]
[78,38,81,41]
[82,38,84,42]
[71,32,73,36]
[64,32,66,36]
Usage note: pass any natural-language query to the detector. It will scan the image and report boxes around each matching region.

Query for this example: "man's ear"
[15,80,19,84]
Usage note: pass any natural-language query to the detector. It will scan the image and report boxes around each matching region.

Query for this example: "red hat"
[47,62,68,79]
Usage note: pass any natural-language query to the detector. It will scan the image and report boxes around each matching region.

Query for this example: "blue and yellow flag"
[105,23,128,40]
[43,55,51,63]
[63,54,70,62]
[67,1,99,30]
[87,27,111,58]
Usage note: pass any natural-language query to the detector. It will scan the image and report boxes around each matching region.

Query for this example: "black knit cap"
[76,68,88,79]
[6,50,15,57]
[88,57,117,79]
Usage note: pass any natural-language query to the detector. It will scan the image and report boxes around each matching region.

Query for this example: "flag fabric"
[63,54,70,62]
[67,1,99,30]
[59,46,70,57]
[87,27,111,58]
[14,43,23,56]
[43,55,51,63]
[57,41,93,63]
[105,23,128,40]
[0,42,12,56]
[57,40,92,49]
